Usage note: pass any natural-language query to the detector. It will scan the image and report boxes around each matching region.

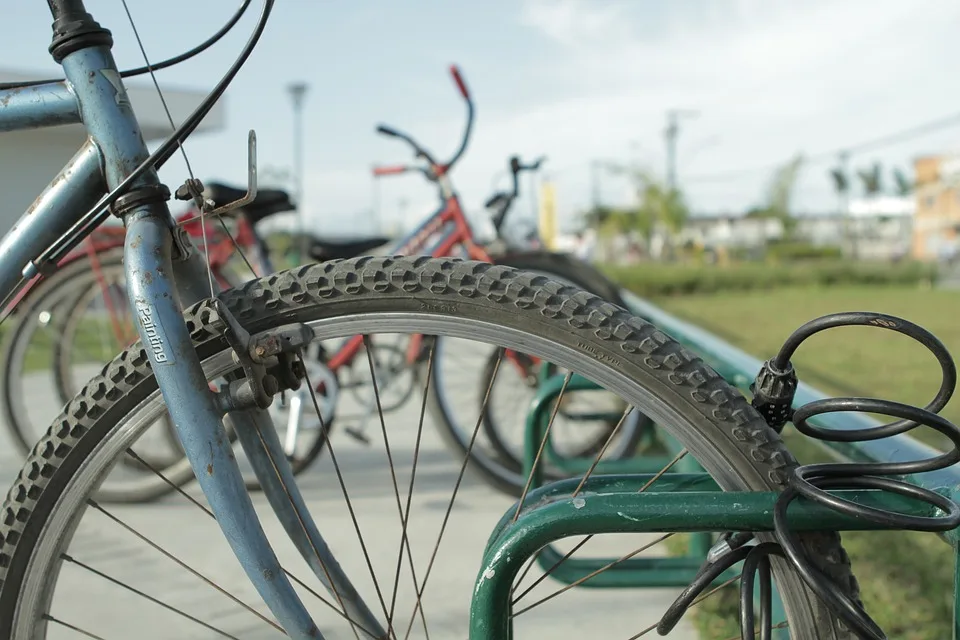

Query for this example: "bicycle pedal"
[344,427,372,446]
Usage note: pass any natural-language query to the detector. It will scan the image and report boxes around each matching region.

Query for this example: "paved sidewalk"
[0,372,698,639]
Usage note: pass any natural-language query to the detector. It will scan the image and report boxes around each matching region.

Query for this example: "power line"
[684,110,960,184]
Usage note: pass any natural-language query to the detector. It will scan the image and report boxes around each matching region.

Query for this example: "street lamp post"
[288,82,309,261]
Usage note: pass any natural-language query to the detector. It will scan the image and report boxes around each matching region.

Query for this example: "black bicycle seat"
[203,182,296,224]
[306,235,391,261]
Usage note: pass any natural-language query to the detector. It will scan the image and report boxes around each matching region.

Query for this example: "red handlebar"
[450,65,470,100]
[373,165,409,177]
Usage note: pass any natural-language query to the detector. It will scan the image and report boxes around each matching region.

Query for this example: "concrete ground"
[0,366,698,639]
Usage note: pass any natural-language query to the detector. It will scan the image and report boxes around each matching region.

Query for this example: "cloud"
[287,0,960,234]
[458,0,960,217]
[518,0,632,50]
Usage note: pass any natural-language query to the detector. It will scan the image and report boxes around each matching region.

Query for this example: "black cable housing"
[0,1,252,90]
[32,0,274,271]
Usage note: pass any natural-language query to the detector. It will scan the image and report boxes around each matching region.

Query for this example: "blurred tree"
[857,161,883,195]
[634,173,689,237]
[583,169,686,245]
[760,153,804,236]
[829,167,849,195]
[892,167,914,195]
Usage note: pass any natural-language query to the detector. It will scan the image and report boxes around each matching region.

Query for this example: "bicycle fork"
[52,3,385,635]
[124,211,387,639]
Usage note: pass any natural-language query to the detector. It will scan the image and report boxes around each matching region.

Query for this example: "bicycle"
[1,62,645,502]
[0,2,932,638]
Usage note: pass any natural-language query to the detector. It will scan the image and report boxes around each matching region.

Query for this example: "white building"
[0,69,225,235]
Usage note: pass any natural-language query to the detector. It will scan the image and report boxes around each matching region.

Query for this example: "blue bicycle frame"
[0,2,380,638]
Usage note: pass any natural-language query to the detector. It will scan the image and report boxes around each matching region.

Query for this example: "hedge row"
[759,241,844,261]
[600,260,938,297]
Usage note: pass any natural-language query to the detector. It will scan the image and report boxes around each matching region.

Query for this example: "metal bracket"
[206,298,313,413]
[174,129,258,218]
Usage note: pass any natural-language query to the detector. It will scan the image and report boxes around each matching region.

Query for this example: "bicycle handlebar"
[450,64,470,100]
[487,155,547,230]
[372,165,411,177]
[374,64,474,180]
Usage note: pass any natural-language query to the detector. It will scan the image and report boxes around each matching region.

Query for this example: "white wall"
[0,127,89,237]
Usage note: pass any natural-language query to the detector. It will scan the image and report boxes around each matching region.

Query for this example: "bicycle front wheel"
[0,257,858,639]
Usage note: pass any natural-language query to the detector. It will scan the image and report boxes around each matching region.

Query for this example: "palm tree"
[857,162,883,196]
[762,153,805,237]
[892,167,913,195]
[636,175,689,236]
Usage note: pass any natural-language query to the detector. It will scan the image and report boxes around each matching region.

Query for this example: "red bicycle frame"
[322,65,539,378]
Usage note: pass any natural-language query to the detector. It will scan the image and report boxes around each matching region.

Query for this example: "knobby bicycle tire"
[51,253,333,495]
[427,250,647,496]
[0,257,859,638]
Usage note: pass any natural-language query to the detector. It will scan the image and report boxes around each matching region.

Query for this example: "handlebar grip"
[376,124,401,138]
[372,166,408,177]
[449,65,470,100]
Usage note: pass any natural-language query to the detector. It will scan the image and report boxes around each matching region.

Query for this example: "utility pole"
[288,82,309,260]
[664,109,698,191]
[838,151,857,259]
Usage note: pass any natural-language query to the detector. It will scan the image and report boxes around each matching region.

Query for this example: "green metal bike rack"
[522,372,715,588]
[480,291,960,639]
[470,474,940,639]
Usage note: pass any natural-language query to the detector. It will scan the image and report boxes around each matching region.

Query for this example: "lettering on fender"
[137,303,174,365]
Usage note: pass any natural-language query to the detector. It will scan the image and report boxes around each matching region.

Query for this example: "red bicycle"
[0,65,643,502]
[275,65,645,497]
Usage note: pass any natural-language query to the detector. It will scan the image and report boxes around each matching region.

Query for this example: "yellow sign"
[539,180,557,250]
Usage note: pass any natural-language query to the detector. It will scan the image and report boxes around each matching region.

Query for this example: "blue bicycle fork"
[46,2,385,637]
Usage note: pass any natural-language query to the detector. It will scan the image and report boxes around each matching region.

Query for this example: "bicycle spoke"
[60,554,240,639]
[626,574,743,639]
[124,449,377,636]
[511,532,674,617]
[513,370,573,521]
[42,614,108,640]
[570,405,634,497]
[244,416,372,640]
[382,338,435,638]
[243,409,364,640]
[300,351,394,633]
[401,348,505,640]
[512,446,690,601]
[218,216,259,277]
[510,537,591,604]
[86,499,283,634]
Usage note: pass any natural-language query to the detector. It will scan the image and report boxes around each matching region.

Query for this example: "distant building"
[0,69,225,237]
[679,215,782,249]
[912,154,960,261]
[844,196,914,260]
[679,203,911,262]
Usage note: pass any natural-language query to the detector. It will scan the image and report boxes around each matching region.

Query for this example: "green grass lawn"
[650,285,959,640]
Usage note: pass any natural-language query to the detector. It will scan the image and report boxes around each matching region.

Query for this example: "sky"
[4,0,960,238]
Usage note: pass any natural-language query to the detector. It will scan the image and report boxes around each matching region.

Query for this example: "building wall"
[0,69,226,250]
[0,128,89,238]
[912,155,960,260]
